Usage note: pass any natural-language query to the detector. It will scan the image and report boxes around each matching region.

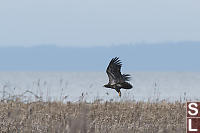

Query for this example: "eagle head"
[103,84,111,88]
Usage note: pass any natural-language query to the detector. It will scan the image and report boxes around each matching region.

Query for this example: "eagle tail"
[121,82,132,89]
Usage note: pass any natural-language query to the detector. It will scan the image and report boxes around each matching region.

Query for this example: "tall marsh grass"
[0,100,185,133]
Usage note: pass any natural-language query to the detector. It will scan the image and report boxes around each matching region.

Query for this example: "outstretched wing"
[122,74,131,81]
[106,57,124,85]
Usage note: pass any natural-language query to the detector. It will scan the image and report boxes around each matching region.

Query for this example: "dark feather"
[106,57,123,85]
[121,82,132,89]
[104,57,133,97]
[122,74,131,81]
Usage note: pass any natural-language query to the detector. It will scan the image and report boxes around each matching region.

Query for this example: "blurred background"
[0,0,199,101]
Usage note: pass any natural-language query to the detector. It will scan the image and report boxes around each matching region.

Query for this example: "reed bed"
[0,99,185,133]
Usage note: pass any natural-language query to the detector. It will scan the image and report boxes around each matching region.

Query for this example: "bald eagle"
[104,57,132,97]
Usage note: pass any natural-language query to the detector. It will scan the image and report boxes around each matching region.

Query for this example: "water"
[0,72,199,102]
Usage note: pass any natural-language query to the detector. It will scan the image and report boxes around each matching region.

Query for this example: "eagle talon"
[118,91,121,97]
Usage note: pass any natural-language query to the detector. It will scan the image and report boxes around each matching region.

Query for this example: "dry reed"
[0,100,185,133]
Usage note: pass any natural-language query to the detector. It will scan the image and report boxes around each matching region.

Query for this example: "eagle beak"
[118,91,121,97]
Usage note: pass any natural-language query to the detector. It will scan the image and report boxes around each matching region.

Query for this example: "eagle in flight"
[104,57,132,97]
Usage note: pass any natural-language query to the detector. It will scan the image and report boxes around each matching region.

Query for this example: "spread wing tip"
[111,57,122,66]
[123,74,131,81]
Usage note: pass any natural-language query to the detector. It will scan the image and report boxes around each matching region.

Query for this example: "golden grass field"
[0,100,186,133]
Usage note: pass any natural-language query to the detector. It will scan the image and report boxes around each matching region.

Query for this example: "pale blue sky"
[0,0,200,47]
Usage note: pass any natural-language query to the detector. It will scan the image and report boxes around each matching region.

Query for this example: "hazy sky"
[0,0,200,47]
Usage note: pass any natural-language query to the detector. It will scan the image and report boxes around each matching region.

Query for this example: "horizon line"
[0,41,199,48]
